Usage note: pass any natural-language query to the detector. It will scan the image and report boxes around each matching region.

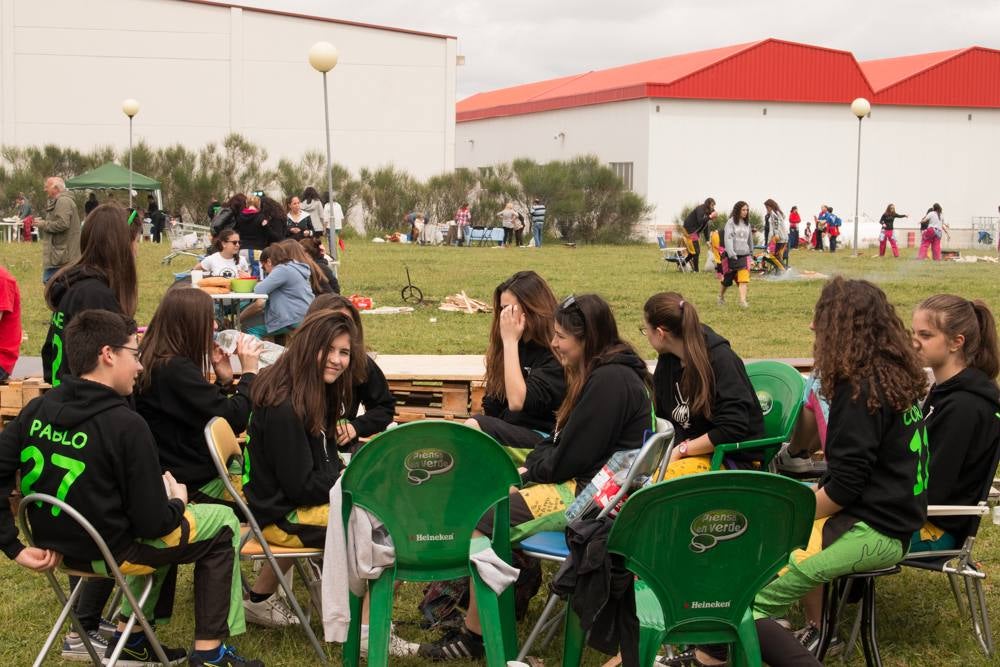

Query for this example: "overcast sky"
[231,0,1000,99]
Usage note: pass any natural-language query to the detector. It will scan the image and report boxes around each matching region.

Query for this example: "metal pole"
[853,116,862,254]
[128,116,134,209]
[322,71,339,275]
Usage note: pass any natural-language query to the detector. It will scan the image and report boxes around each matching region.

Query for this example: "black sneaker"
[188,644,265,667]
[418,627,485,661]
[104,634,187,665]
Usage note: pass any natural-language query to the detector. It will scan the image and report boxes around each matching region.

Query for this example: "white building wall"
[649,100,1000,246]
[0,0,456,180]
[455,99,650,196]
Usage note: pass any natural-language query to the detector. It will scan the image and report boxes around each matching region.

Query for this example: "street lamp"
[850,97,870,254]
[309,41,339,274]
[122,98,140,209]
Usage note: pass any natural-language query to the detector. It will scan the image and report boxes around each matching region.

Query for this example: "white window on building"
[609,162,634,191]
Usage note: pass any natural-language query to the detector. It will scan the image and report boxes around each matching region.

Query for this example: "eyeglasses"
[227,240,241,245]
[113,345,141,359]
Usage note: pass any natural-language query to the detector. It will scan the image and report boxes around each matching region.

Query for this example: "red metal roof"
[458,39,874,122]
[861,47,1000,107]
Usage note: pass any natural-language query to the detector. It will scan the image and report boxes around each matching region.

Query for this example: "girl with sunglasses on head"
[465,271,566,451]
[194,228,250,278]
[419,293,653,661]
[642,292,763,480]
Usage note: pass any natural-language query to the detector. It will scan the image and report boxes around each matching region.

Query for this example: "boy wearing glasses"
[0,310,263,667]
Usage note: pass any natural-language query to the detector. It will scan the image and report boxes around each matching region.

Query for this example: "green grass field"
[1,239,999,665]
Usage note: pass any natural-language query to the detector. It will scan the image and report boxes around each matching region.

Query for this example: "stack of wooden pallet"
[388,379,473,421]
[0,379,50,430]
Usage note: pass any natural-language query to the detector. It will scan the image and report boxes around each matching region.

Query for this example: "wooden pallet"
[389,379,471,419]
[0,379,51,429]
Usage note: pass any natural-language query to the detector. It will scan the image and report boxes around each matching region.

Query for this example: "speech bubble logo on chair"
[404,449,455,485]
[756,390,773,416]
[689,509,748,553]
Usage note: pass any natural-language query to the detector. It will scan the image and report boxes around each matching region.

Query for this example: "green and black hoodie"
[243,400,341,527]
[0,377,184,562]
[820,381,929,544]
[923,367,1000,537]
[41,267,121,386]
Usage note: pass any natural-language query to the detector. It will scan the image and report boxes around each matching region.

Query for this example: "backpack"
[210,208,235,236]
[829,215,842,237]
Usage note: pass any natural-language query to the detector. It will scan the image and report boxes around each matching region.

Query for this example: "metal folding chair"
[515,418,675,661]
[18,493,175,667]
[203,417,329,664]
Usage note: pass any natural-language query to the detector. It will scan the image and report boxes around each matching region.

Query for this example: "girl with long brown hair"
[242,311,360,620]
[136,287,262,505]
[305,293,394,451]
[642,292,763,480]
[910,295,999,552]
[42,203,139,386]
[752,277,929,651]
[420,293,653,661]
[250,240,316,337]
[464,271,566,449]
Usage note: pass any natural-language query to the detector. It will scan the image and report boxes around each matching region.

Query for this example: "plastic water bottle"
[565,448,640,521]
[214,330,285,369]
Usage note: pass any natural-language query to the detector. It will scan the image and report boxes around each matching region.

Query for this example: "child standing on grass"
[720,201,753,308]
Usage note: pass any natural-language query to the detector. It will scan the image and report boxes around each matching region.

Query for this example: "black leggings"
[689,239,701,272]
[502,228,514,246]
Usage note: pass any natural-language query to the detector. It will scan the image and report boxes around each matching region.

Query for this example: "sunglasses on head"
[560,294,578,311]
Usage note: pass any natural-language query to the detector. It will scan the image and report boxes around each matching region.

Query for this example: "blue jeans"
[533,223,543,248]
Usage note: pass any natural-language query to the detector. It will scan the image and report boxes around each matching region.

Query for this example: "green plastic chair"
[710,361,806,470]
[340,421,521,667]
[562,471,815,667]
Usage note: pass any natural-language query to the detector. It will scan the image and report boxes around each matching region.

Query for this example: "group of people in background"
[406,197,547,247]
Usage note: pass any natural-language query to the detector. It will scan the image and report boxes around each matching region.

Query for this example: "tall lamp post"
[308,41,339,275]
[850,97,870,254]
[122,98,140,209]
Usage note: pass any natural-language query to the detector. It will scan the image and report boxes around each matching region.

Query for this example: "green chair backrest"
[341,421,521,581]
[607,471,815,646]
[745,361,806,442]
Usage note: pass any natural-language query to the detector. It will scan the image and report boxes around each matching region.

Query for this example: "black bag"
[210,208,235,236]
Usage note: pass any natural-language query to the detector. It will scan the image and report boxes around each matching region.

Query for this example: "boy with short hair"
[0,309,263,667]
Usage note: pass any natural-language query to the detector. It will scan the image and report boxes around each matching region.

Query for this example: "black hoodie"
[653,325,764,461]
[342,356,396,446]
[135,357,256,489]
[0,377,184,562]
[820,381,928,544]
[482,340,567,434]
[923,367,1000,536]
[243,401,341,527]
[524,350,653,490]
[42,267,122,386]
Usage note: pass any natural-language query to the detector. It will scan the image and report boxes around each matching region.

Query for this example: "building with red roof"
[458,40,1000,246]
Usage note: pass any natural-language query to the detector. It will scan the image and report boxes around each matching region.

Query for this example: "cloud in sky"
[227,0,1000,98]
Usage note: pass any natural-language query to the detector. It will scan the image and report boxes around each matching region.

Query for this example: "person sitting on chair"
[0,309,262,667]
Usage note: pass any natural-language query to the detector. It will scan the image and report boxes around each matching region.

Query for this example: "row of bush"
[0,134,653,244]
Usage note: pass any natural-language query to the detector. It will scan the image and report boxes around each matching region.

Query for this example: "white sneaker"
[360,625,420,659]
[243,595,301,628]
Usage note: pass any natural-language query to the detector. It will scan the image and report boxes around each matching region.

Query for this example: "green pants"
[752,520,904,620]
[88,503,246,641]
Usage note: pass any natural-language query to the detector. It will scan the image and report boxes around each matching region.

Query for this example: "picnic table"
[0,218,21,243]
[210,292,268,331]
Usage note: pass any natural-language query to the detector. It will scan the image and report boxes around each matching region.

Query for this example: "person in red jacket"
[0,265,21,383]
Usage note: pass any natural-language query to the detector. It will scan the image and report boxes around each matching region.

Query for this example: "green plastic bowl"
[230,278,258,293]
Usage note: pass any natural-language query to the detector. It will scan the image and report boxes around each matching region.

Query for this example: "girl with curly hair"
[752,277,929,649]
